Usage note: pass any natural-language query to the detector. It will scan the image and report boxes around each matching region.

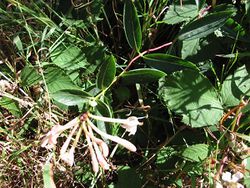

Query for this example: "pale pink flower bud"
[93,142,109,170]
[41,117,79,149]
[60,148,74,166]
[41,124,62,149]
[87,119,137,152]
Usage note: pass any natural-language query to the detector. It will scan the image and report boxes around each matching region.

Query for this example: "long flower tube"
[81,121,99,173]
[87,124,110,170]
[86,118,137,152]
[41,117,79,149]
[60,123,79,156]
[87,113,143,136]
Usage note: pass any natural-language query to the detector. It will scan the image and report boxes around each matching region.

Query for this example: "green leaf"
[0,97,21,117]
[158,70,223,127]
[242,103,250,114]
[51,89,90,106]
[20,65,42,87]
[114,166,142,188]
[221,65,250,107]
[50,44,87,71]
[181,144,209,162]
[96,99,113,118]
[44,65,81,93]
[13,35,23,53]
[245,0,250,20]
[97,55,116,90]
[121,68,166,84]
[156,147,176,166]
[161,0,198,25]
[181,38,200,59]
[123,0,142,51]
[178,11,234,41]
[143,53,198,73]
[43,163,56,188]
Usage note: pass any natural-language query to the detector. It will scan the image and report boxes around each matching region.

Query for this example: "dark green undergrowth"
[0,0,250,187]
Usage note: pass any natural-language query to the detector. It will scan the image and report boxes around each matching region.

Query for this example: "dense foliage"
[0,0,250,187]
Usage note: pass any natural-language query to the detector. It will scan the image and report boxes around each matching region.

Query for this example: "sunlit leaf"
[51,89,90,106]
[221,65,250,107]
[44,65,81,93]
[20,65,42,87]
[50,44,87,71]
[43,163,56,188]
[161,0,198,25]
[0,97,21,117]
[181,144,209,162]
[158,70,223,127]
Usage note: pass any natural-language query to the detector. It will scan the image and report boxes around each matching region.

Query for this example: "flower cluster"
[41,112,143,173]
[215,171,244,188]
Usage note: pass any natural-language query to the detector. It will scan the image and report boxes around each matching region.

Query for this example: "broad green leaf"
[50,44,87,71]
[97,55,116,89]
[182,35,223,63]
[158,70,223,127]
[123,0,142,51]
[20,65,42,87]
[121,68,166,84]
[44,65,81,93]
[221,65,250,107]
[51,89,90,106]
[178,11,234,41]
[0,97,21,117]
[43,163,56,188]
[161,0,198,25]
[143,53,198,73]
[181,144,209,162]
[181,38,200,59]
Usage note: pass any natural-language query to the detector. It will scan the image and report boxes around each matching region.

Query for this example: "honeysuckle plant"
[41,112,143,173]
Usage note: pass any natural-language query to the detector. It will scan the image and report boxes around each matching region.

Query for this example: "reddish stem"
[124,41,173,72]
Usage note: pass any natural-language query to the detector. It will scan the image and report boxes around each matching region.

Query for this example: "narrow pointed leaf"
[178,11,234,41]
[97,55,116,90]
[123,0,142,51]
[121,68,166,84]
[143,53,198,73]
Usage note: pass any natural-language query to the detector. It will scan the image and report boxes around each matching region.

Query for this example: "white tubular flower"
[82,122,99,173]
[88,113,143,135]
[87,118,137,152]
[87,132,109,157]
[41,117,79,149]
[121,116,143,136]
[60,147,74,166]
[60,123,79,156]
[222,171,244,188]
